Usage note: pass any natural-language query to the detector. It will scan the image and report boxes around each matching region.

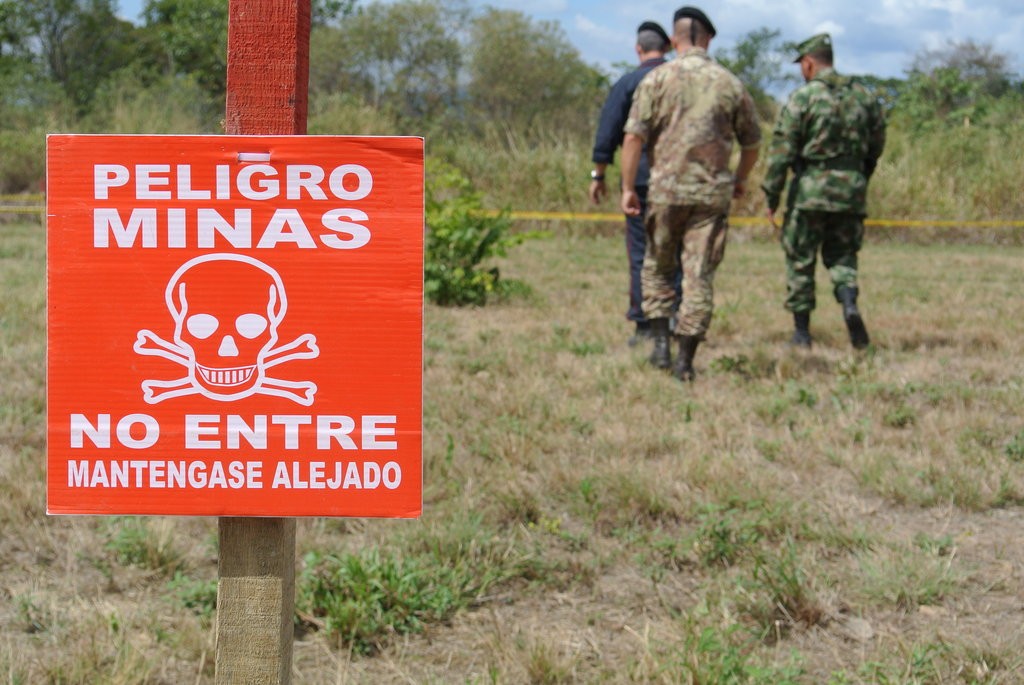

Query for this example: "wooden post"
[224,0,310,136]
[216,518,297,684]
[216,1,310,683]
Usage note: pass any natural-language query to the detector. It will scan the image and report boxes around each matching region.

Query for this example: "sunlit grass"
[4,221,1024,682]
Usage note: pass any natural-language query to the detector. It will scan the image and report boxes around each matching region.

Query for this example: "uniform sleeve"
[761,93,803,212]
[733,87,762,149]
[864,96,886,178]
[592,76,632,165]
[623,76,653,142]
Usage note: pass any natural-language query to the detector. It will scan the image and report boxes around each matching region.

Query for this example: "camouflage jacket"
[624,48,761,209]
[762,68,886,215]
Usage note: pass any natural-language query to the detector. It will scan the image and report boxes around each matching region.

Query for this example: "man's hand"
[733,177,747,199]
[621,189,641,217]
[588,179,606,205]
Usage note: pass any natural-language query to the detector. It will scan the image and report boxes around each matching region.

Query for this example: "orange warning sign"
[46,135,423,517]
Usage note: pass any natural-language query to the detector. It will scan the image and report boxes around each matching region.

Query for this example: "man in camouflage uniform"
[620,6,761,381]
[590,20,679,347]
[762,33,886,349]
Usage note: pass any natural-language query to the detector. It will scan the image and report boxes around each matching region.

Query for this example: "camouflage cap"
[793,33,832,62]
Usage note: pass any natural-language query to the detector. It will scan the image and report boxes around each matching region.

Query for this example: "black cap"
[673,6,716,37]
[637,20,670,46]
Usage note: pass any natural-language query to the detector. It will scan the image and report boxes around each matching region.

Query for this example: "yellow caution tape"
[0,194,44,202]
[0,207,44,214]
[488,210,1024,228]
[1,201,1020,227]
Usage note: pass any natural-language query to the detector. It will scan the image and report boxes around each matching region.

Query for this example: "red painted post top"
[225,0,312,135]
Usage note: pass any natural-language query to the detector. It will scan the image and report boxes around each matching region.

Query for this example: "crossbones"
[135,254,320,406]
[135,330,319,405]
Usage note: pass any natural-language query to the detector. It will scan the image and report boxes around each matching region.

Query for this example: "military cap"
[793,33,832,62]
[637,20,670,46]
[673,6,716,37]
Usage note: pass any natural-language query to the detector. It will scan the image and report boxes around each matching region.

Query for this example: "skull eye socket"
[236,313,269,339]
[186,314,219,339]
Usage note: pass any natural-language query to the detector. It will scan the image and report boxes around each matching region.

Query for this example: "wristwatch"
[590,170,605,181]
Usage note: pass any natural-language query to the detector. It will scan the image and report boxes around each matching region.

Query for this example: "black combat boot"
[838,286,870,349]
[628,320,652,348]
[648,317,671,370]
[791,311,812,348]
[673,335,700,382]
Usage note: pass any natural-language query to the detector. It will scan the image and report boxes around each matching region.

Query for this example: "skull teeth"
[198,365,256,387]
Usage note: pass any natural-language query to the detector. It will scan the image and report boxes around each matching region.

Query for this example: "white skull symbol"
[135,253,319,405]
[167,254,284,397]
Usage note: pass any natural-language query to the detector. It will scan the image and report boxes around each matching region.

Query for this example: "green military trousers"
[781,208,864,313]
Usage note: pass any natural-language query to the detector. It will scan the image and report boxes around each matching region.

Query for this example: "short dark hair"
[673,16,710,45]
[807,47,833,65]
[637,29,669,53]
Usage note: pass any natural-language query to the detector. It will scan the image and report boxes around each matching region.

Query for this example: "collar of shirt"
[811,67,839,82]
[675,46,709,61]
[639,57,667,69]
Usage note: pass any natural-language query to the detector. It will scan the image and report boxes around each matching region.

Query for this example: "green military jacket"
[762,67,886,215]
[625,48,761,210]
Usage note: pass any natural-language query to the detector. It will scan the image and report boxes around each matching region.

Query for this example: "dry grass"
[3,221,1024,683]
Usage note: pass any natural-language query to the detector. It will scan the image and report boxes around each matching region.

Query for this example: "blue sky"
[117,0,1024,80]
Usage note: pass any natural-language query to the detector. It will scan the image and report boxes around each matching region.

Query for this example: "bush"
[0,131,45,193]
[168,572,217,624]
[80,72,220,134]
[424,159,534,306]
[298,549,470,654]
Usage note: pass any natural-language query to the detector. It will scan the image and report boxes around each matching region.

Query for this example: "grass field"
[2,220,1024,683]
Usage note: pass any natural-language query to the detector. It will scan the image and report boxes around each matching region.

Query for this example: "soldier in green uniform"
[620,6,761,382]
[761,33,886,349]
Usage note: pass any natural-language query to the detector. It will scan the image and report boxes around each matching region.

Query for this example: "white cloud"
[812,20,846,37]
[482,0,569,13]
[574,14,626,48]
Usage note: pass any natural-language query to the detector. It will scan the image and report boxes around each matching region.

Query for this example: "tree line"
[1,0,1021,193]
[0,0,608,134]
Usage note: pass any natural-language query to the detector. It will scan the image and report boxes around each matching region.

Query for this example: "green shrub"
[0,131,45,193]
[81,71,220,134]
[1005,429,1024,462]
[298,548,483,654]
[168,572,217,624]
[690,503,766,567]
[668,626,805,684]
[104,518,184,575]
[425,159,534,306]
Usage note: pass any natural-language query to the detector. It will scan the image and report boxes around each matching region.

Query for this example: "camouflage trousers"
[641,203,728,339]
[782,208,864,313]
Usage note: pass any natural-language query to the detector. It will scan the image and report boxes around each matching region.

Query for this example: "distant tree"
[141,0,228,99]
[310,0,465,124]
[0,0,146,112]
[895,39,1021,128]
[909,39,1013,98]
[139,0,356,103]
[0,2,42,96]
[62,1,143,109]
[854,75,903,113]
[715,27,795,119]
[311,0,356,26]
[466,8,606,135]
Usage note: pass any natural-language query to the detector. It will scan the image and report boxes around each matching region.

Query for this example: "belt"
[803,156,862,171]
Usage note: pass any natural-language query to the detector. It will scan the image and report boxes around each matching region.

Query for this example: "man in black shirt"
[590,21,680,346]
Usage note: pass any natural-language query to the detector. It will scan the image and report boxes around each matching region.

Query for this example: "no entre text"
[70,413,399,451]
